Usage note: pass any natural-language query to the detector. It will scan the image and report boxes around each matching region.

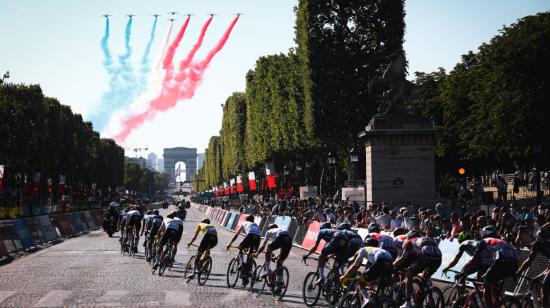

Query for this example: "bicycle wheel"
[497,296,522,308]
[450,295,472,308]
[302,271,322,307]
[226,258,240,288]
[338,291,362,308]
[423,286,445,308]
[184,255,195,280]
[247,260,258,291]
[389,283,406,307]
[251,264,266,297]
[198,256,212,286]
[441,284,463,307]
[271,266,289,301]
[325,270,343,307]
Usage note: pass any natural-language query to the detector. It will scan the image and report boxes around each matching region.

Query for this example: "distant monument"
[163,147,197,185]
[359,50,437,205]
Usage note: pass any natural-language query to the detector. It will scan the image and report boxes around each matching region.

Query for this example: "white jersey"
[164,217,183,230]
[127,209,141,217]
[242,221,260,236]
[354,247,392,267]
[265,228,289,240]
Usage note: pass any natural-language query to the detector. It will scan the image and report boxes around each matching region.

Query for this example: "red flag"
[0,164,4,189]
[237,175,244,193]
[248,171,256,191]
[267,175,277,189]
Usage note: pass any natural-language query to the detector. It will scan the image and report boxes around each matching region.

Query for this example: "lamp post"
[328,152,336,195]
[349,148,358,187]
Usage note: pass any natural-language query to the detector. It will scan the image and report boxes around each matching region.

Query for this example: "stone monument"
[359,50,437,205]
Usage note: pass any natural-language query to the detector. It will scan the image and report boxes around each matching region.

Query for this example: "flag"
[248,171,256,191]
[229,178,235,194]
[223,182,229,196]
[265,162,276,189]
[236,175,244,193]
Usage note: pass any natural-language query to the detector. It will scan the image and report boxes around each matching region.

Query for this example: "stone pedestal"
[359,114,437,205]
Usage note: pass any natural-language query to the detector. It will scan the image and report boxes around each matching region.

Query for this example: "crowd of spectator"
[199,197,549,250]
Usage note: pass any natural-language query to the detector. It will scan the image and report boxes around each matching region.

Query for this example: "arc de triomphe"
[163,147,197,184]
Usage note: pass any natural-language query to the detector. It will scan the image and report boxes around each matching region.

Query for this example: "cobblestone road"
[0,206,329,307]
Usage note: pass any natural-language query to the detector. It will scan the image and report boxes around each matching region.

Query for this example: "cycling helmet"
[457,231,472,243]
[268,223,278,230]
[480,225,496,238]
[146,210,153,215]
[320,222,332,230]
[109,202,118,208]
[364,237,379,247]
[246,215,255,222]
[407,229,421,239]
[338,223,351,231]
[167,211,178,218]
[367,223,381,233]
[392,228,407,237]
[201,218,210,224]
[152,209,159,215]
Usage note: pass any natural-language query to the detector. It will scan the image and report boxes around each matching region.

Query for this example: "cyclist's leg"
[318,239,338,281]
[542,267,550,306]
[195,235,211,273]
[406,257,425,304]
[276,235,292,283]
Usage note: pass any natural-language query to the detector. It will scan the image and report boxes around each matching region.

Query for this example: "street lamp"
[328,152,337,195]
[349,147,358,186]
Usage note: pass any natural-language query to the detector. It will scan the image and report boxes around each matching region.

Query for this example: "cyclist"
[313,223,363,285]
[125,206,143,253]
[177,203,187,221]
[367,223,399,260]
[393,229,442,308]
[442,231,489,279]
[463,225,518,308]
[117,207,130,244]
[339,237,393,306]
[187,218,218,278]
[226,215,261,286]
[302,222,337,284]
[141,209,163,261]
[153,210,184,269]
[255,223,293,291]
[517,224,550,306]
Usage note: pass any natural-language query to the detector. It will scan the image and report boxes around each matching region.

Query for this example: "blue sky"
[0,0,549,158]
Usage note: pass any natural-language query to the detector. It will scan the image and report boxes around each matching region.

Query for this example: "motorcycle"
[103,215,118,237]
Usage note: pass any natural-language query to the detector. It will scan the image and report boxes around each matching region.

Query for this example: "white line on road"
[33,290,72,307]
[95,290,129,306]
[164,291,191,307]
[0,291,16,305]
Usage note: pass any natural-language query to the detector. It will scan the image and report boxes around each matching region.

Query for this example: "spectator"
[375,206,391,229]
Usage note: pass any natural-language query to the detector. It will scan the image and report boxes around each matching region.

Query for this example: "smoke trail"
[114,16,239,143]
[173,16,213,83]
[89,17,137,132]
[163,16,191,80]
[140,16,158,71]
[100,17,113,70]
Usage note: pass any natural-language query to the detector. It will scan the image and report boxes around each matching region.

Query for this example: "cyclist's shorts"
[148,224,161,239]
[128,215,142,233]
[268,234,293,261]
[345,237,363,259]
[198,233,218,252]
[484,258,518,285]
[239,233,261,253]
[363,259,393,283]
[409,256,442,277]
[160,228,182,247]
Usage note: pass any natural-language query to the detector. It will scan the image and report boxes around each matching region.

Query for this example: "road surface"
[0,206,331,307]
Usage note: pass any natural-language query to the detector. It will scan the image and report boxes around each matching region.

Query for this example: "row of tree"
[123,162,169,195]
[411,12,550,173]
[194,0,406,192]
[194,4,550,193]
[0,83,125,193]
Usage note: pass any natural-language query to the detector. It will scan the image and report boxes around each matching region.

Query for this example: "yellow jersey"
[195,223,217,235]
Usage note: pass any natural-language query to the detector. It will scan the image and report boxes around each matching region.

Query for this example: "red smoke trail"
[174,16,213,83]
[114,16,239,143]
[162,16,191,80]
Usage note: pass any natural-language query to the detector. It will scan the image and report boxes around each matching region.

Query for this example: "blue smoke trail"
[139,17,158,91]
[100,17,113,70]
